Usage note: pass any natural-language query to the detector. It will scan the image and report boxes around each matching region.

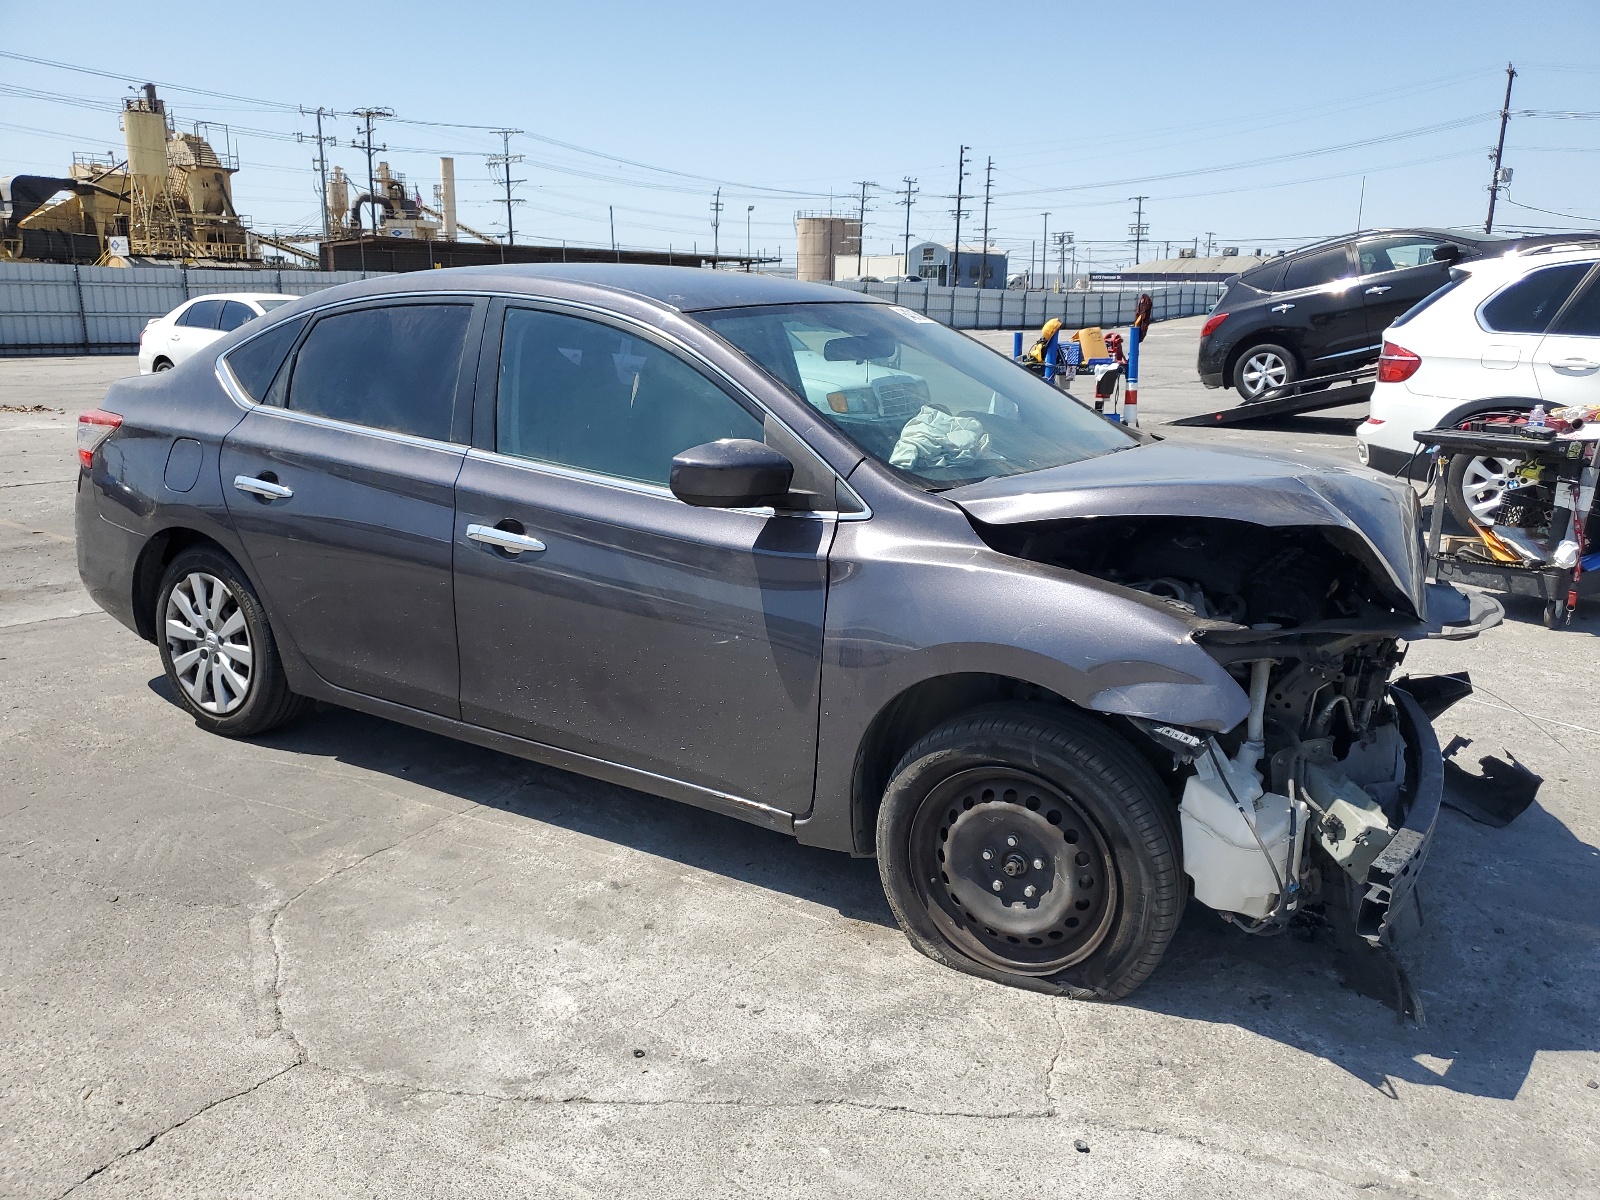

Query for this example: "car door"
[1276,244,1368,370]
[219,297,485,717]
[167,297,225,366]
[1355,234,1453,335]
[453,301,834,814]
[1530,262,1600,407]
[1476,261,1594,397]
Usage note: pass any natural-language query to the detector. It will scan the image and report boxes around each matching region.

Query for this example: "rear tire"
[156,546,308,737]
[1445,452,1520,529]
[152,358,174,372]
[1233,343,1297,401]
[876,704,1183,1001]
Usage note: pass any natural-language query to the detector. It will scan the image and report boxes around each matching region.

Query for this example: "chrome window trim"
[247,402,467,455]
[213,286,874,519]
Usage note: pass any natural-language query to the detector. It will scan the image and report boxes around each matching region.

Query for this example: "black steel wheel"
[877,704,1183,1000]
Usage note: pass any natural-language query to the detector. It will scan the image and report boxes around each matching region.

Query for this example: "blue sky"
[4,0,1599,268]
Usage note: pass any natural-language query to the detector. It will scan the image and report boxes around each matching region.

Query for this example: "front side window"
[1281,247,1355,292]
[1357,236,1446,275]
[496,308,763,487]
[1479,264,1591,335]
[218,300,257,333]
[176,299,224,329]
[287,303,471,441]
[695,302,1135,489]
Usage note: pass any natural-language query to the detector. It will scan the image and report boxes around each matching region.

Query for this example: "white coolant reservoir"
[1180,748,1295,920]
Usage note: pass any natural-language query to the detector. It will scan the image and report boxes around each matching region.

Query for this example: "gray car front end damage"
[804,440,1498,1019]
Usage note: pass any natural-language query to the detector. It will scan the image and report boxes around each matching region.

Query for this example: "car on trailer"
[77,265,1496,1010]
[1197,229,1582,402]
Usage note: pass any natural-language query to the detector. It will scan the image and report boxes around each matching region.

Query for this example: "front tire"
[156,546,307,737]
[876,705,1182,1001]
[1233,343,1296,401]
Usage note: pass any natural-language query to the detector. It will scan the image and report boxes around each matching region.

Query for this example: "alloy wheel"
[909,767,1118,975]
[164,571,253,714]
[1460,454,1518,523]
[1238,349,1289,399]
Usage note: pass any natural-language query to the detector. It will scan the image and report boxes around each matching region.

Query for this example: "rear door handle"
[233,474,293,499]
[466,523,547,555]
[1270,303,1295,313]
[1551,356,1600,370]
[1364,286,1392,295]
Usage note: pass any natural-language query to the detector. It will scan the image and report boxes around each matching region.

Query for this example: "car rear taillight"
[1200,312,1228,339]
[77,409,122,469]
[1377,341,1421,384]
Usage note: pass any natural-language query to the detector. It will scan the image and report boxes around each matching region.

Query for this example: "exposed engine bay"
[976,513,1482,1018]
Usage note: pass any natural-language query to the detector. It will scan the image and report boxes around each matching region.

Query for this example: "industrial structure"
[2,89,771,274]
[838,240,1009,287]
[795,214,861,282]
[1,85,256,266]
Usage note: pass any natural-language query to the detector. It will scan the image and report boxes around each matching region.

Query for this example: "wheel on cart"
[1543,598,1568,629]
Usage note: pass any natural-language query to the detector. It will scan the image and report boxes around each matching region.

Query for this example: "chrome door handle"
[1363,285,1392,295]
[466,523,547,554]
[1552,356,1600,370]
[1269,303,1295,313]
[233,474,293,499]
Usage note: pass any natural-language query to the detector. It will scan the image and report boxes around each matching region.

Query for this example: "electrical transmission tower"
[488,129,525,245]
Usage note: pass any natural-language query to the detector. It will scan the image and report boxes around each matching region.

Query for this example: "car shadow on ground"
[149,675,1600,1103]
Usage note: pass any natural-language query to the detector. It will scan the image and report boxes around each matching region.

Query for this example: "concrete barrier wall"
[822,279,1220,329]
[0,263,387,356]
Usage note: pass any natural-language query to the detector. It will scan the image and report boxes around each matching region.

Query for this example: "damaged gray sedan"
[75,267,1498,1012]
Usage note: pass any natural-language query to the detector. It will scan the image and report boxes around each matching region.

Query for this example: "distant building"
[835,240,1008,287]
[1094,252,1276,285]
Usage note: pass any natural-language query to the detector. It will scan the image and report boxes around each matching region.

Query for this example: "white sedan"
[138,293,296,374]
[1355,244,1600,526]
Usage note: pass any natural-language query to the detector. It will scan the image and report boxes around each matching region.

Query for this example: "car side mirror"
[1432,243,1464,264]
[670,439,795,508]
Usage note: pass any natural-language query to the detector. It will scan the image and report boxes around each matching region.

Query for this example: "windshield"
[256,299,292,312]
[694,302,1135,488]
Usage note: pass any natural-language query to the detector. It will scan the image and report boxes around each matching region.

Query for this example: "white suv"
[139,293,296,374]
[1355,244,1600,526]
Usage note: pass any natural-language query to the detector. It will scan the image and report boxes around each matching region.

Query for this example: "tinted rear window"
[1282,248,1354,292]
[1392,278,1467,328]
[218,301,257,333]
[176,299,224,329]
[224,316,308,402]
[1479,264,1591,334]
[287,304,472,441]
[1549,270,1600,337]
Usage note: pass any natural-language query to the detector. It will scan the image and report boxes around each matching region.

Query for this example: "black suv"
[1197,229,1571,401]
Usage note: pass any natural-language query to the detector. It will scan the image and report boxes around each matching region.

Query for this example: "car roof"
[441,263,879,312]
[181,293,297,304]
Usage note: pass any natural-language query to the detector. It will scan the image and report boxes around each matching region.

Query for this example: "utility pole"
[1204,231,1216,258]
[349,107,393,275]
[711,188,723,263]
[1055,231,1071,293]
[488,129,524,245]
[951,146,970,289]
[899,176,918,269]
[746,205,754,271]
[1129,195,1149,264]
[1041,213,1050,289]
[298,106,336,241]
[978,157,994,289]
[1485,62,1517,234]
[854,180,877,277]
[610,205,617,259]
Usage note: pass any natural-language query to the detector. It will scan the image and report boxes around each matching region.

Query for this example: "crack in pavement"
[49,1061,302,1199]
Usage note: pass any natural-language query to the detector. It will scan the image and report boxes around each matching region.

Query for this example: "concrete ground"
[2,326,1596,1200]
